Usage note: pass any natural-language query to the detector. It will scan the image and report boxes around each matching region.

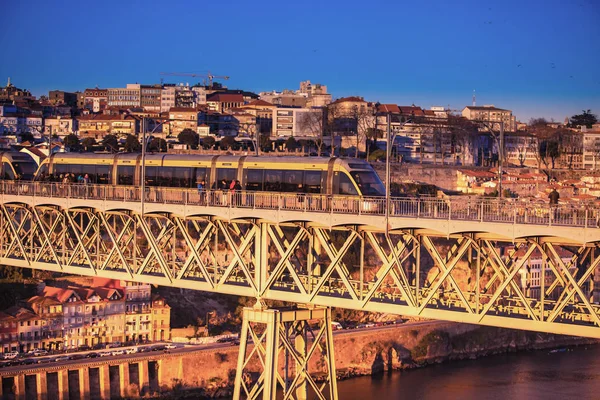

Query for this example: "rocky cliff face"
[156,321,596,398]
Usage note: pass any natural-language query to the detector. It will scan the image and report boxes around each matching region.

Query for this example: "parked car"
[3,351,19,360]
[107,342,122,349]
[111,349,125,356]
[125,347,138,355]
[32,349,48,357]
[54,355,70,362]
[151,345,167,352]
[86,352,100,359]
[138,346,152,353]
[165,343,177,350]
[99,352,112,358]
[70,354,86,361]
[77,345,91,352]
[92,343,106,350]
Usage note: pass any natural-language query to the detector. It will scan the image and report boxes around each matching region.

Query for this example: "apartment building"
[44,116,77,138]
[0,280,170,353]
[504,132,538,167]
[83,88,108,113]
[168,107,201,136]
[140,84,162,112]
[462,105,517,132]
[582,125,600,170]
[272,107,324,138]
[107,84,141,108]
[77,114,139,138]
[206,93,244,113]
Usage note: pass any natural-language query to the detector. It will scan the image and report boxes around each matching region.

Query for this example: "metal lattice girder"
[233,306,337,400]
[2,202,600,338]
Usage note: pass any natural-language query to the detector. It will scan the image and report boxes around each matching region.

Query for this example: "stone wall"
[155,321,596,398]
[371,163,461,191]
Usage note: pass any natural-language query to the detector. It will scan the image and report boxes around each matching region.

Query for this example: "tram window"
[144,166,158,186]
[117,166,135,185]
[246,169,264,191]
[350,171,385,196]
[333,172,358,195]
[194,168,207,184]
[216,168,236,188]
[157,167,174,187]
[282,170,303,192]
[53,164,70,176]
[81,165,97,183]
[13,162,36,180]
[2,163,15,180]
[264,170,282,192]
[173,167,194,188]
[304,171,322,193]
[96,166,111,185]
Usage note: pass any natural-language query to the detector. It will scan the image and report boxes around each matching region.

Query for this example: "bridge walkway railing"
[2,181,599,228]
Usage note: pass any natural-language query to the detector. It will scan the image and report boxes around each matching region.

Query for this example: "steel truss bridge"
[2,181,600,399]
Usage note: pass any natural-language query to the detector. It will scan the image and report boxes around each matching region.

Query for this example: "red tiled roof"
[377,104,401,113]
[207,93,244,103]
[398,106,424,116]
[42,286,81,303]
[92,278,122,288]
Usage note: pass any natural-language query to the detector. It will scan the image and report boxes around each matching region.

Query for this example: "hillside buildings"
[0,279,170,353]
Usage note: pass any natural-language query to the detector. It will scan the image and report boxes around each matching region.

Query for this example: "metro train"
[0,152,38,180]
[33,153,386,196]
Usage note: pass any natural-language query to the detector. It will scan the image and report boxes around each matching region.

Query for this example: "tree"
[202,136,216,150]
[63,134,81,152]
[148,137,167,152]
[529,117,548,127]
[220,135,236,150]
[81,137,96,152]
[569,110,598,129]
[238,122,259,155]
[538,139,561,169]
[178,129,199,150]
[351,105,376,158]
[260,134,272,152]
[124,134,141,153]
[102,134,119,153]
[285,136,298,151]
[297,109,326,156]
[19,132,34,144]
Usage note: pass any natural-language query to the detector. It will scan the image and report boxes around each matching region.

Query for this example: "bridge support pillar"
[57,370,68,400]
[138,360,149,396]
[15,374,25,400]
[233,305,337,400]
[120,362,132,397]
[98,365,110,400]
[79,367,90,400]
[36,372,47,400]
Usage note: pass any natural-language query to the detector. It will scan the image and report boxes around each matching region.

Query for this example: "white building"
[582,125,600,170]
[273,107,324,138]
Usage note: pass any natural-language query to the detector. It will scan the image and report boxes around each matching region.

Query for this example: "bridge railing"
[2,181,599,228]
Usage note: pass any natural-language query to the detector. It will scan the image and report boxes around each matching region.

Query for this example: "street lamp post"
[140,117,167,215]
[384,112,411,235]
[206,310,215,337]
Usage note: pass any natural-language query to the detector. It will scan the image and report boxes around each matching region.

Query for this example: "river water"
[336,345,600,400]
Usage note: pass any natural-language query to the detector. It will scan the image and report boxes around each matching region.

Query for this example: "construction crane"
[159,71,230,87]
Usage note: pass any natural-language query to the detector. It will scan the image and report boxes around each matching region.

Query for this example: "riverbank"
[153,321,596,399]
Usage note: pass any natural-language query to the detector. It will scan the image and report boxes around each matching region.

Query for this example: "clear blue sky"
[1,0,599,122]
